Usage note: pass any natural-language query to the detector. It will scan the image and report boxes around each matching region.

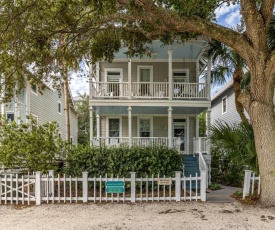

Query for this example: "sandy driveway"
[0,202,275,230]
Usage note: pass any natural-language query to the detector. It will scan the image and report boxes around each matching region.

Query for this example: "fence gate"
[0,173,36,205]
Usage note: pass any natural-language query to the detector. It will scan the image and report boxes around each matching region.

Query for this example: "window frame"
[222,96,227,114]
[6,112,15,122]
[137,117,153,137]
[106,117,122,138]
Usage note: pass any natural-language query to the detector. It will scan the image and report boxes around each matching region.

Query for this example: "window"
[109,118,120,137]
[173,70,189,83]
[6,113,14,121]
[139,118,151,137]
[58,102,61,114]
[137,66,153,96]
[222,96,227,114]
[31,84,38,94]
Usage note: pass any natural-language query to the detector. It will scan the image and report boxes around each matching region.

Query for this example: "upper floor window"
[6,113,14,121]
[222,96,227,114]
[31,84,38,95]
[173,70,189,83]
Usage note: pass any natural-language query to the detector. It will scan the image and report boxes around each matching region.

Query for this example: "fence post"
[243,170,252,199]
[82,172,88,203]
[130,172,136,203]
[200,170,207,202]
[175,171,181,201]
[35,171,42,205]
[48,170,54,198]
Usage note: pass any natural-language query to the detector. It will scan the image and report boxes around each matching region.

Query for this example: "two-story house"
[0,82,78,145]
[88,39,211,160]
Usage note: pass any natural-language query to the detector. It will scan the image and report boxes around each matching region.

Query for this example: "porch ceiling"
[93,106,207,115]
[114,40,207,60]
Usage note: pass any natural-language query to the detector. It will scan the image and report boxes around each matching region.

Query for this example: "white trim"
[6,111,15,121]
[222,96,227,114]
[104,68,123,82]
[172,116,189,154]
[106,116,122,138]
[172,69,189,82]
[137,117,153,137]
[101,59,197,63]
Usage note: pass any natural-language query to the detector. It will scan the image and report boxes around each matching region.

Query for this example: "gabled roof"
[211,79,233,102]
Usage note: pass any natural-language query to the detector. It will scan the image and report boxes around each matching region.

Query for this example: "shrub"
[64,145,183,177]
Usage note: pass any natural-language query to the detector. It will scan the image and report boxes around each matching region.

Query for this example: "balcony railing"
[91,82,209,100]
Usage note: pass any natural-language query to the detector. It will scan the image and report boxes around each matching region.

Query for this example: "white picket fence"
[1,170,207,205]
[242,170,260,199]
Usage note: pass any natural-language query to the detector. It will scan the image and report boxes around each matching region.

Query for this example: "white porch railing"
[92,82,129,98]
[91,137,181,148]
[173,83,208,99]
[91,137,130,147]
[91,82,209,100]
[132,82,169,98]
[193,137,208,153]
[243,170,260,199]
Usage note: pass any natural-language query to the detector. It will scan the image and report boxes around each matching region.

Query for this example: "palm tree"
[210,120,258,174]
[207,40,249,123]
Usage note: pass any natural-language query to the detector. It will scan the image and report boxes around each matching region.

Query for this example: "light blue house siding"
[211,82,248,126]
[1,84,78,145]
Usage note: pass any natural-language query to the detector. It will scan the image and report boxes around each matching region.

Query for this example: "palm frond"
[267,14,275,50]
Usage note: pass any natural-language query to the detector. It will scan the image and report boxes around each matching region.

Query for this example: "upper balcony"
[91,82,209,100]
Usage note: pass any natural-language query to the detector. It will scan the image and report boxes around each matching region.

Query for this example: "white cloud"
[224,10,241,27]
[69,72,89,97]
[215,4,238,19]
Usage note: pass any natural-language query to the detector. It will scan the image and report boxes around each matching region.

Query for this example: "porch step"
[183,154,200,189]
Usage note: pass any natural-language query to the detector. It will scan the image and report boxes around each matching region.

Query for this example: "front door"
[106,70,121,97]
[139,67,152,96]
[173,122,186,152]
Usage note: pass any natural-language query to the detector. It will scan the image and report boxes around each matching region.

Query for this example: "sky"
[69,3,241,98]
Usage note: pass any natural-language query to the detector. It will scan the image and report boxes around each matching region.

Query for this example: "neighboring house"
[0,82,78,145]
[88,39,212,159]
[211,79,248,126]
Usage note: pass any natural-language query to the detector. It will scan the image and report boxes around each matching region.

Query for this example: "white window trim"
[104,68,123,82]
[172,116,189,154]
[172,69,189,82]
[58,101,62,115]
[137,117,153,137]
[137,66,153,82]
[106,117,122,138]
[30,84,38,96]
[222,96,227,114]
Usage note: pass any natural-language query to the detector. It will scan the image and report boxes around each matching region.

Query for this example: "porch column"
[96,62,100,83]
[0,77,4,115]
[196,115,199,138]
[168,48,173,100]
[14,96,18,124]
[25,84,30,123]
[89,108,94,146]
[206,108,211,154]
[128,106,132,146]
[88,62,93,97]
[168,106,173,148]
[207,57,211,100]
[96,114,100,138]
[128,58,132,99]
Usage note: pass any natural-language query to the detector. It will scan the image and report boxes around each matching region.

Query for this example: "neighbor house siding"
[211,87,242,125]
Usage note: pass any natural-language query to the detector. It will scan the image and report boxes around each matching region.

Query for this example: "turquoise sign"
[106,181,125,193]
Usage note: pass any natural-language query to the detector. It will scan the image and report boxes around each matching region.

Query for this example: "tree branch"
[260,0,275,31]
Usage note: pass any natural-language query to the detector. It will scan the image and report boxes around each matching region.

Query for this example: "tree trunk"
[232,68,249,124]
[64,71,70,142]
[240,68,275,206]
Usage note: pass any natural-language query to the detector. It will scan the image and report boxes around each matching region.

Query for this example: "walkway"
[206,185,241,203]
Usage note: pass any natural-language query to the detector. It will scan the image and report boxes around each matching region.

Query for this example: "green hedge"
[64,145,183,177]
